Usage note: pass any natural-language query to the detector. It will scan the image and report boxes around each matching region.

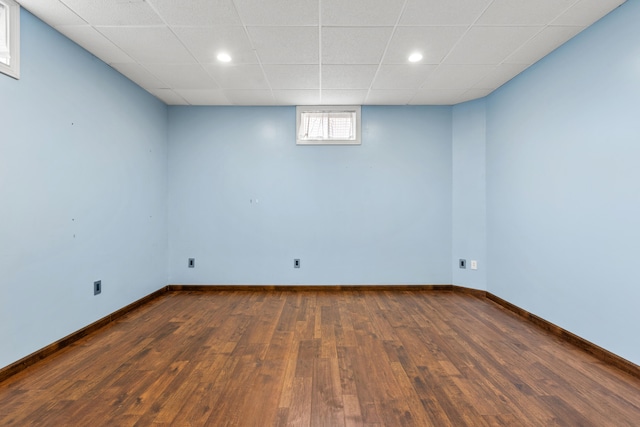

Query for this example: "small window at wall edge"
[296,105,361,145]
[0,0,20,80]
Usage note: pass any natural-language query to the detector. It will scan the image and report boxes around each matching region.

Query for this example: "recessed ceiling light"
[217,52,232,63]
[408,53,423,63]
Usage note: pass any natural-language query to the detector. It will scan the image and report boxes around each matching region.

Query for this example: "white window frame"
[0,0,20,80]
[296,106,361,145]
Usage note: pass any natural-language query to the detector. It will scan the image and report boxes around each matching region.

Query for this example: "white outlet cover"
[471,260,478,270]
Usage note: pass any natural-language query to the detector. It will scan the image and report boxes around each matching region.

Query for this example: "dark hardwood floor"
[1,290,639,426]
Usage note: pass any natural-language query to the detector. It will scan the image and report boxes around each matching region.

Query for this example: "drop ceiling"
[17,0,626,106]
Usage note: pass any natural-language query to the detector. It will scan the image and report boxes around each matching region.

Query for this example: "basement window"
[0,0,19,79]
[296,106,361,145]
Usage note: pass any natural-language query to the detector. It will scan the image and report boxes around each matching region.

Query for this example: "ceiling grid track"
[499,0,583,67]
[229,0,277,105]
[407,0,497,106]
[318,0,322,105]
[141,0,194,105]
[365,0,410,105]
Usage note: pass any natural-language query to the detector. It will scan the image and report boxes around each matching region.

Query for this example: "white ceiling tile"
[25,0,625,106]
[97,27,195,64]
[144,64,219,90]
[322,65,378,89]
[110,62,167,89]
[382,26,467,64]
[320,90,368,105]
[476,0,576,26]
[321,0,405,26]
[322,27,393,64]
[234,0,318,26]
[148,88,188,105]
[175,90,232,105]
[262,65,319,90]
[19,0,85,26]
[458,88,493,103]
[421,64,495,89]
[223,90,275,105]
[372,64,437,90]
[552,0,626,26]
[55,25,133,64]
[272,90,321,105]
[204,64,269,90]
[147,0,242,26]
[59,0,163,26]
[247,27,319,64]
[504,26,584,65]
[365,90,416,105]
[444,26,542,64]
[400,0,493,26]
[472,63,530,89]
[409,89,467,105]
[173,27,258,65]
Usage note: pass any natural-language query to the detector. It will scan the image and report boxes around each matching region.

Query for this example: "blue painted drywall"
[0,12,168,369]
[167,106,453,285]
[452,99,487,290]
[486,1,640,364]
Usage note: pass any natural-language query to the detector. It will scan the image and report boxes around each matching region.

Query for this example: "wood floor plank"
[342,394,363,426]
[311,358,345,426]
[286,376,313,426]
[1,290,640,426]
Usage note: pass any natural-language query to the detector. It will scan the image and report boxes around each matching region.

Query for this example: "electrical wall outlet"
[459,259,466,269]
[188,258,195,268]
[94,280,101,295]
[294,259,300,268]
[471,260,478,270]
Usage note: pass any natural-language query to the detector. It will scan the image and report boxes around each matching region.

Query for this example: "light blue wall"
[486,1,640,364]
[452,99,487,290]
[0,12,168,369]
[167,106,453,285]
